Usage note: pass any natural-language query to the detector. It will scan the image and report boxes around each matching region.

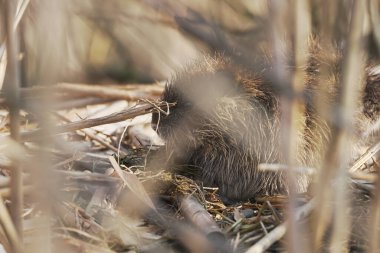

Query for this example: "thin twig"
[245,199,315,253]
[54,112,122,154]
[349,142,380,173]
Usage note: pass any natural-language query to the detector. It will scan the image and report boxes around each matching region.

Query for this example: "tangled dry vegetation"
[0,82,308,252]
[0,83,305,252]
[0,83,376,253]
[0,0,380,253]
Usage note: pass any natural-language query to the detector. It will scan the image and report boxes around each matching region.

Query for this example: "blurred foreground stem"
[3,0,23,250]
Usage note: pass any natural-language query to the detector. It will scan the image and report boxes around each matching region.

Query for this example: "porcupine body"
[151,50,379,203]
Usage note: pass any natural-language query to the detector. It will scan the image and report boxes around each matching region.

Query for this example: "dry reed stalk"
[26,1,68,252]
[19,102,173,142]
[310,1,346,250]
[53,112,121,154]
[3,0,23,248]
[367,4,380,250]
[369,0,380,50]
[179,196,228,251]
[52,83,164,99]
[0,178,10,189]
[370,139,380,253]
[0,227,11,253]
[0,83,164,101]
[309,30,335,253]
[310,1,367,251]
[286,0,311,252]
[268,0,311,252]
[52,97,114,110]
[0,196,22,253]
[370,152,380,253]
[0,0,30,90]
[180,196,223,236]
[0,185,32,198]
[329,2,367,250]
[349,142,380,173]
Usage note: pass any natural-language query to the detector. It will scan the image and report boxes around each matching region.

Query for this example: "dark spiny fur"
[364,66,380,120]
[151,52,379,202]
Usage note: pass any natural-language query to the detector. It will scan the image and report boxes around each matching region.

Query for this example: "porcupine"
[151,49,379,203]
